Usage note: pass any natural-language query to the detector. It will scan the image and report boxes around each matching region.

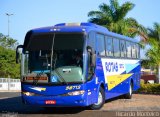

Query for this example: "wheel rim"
[94,92,103,106]
[129,84,132,95]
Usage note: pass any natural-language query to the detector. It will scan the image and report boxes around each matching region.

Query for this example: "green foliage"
[88,0,147,38]
[146,23,160,66]
[143,22,160,76]
[0,33,18,49]
[137,82,160,94]
[0,33,20,78]
[141,59,156,68]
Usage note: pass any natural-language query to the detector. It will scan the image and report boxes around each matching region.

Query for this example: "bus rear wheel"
[124,82,133,99]
[89,87,105,110]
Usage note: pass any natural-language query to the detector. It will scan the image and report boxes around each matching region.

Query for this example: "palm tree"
[146,23,160,83]
[88,0,147,38]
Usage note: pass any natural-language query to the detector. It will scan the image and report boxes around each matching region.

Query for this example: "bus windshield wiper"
[54,69,68,85]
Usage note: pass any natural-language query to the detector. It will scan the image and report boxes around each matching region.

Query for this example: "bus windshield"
[23,33,85,84]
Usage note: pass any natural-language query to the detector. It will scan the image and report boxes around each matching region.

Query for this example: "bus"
[16,22,141,110]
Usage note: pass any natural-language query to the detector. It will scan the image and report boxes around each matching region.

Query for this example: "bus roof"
[30,22,108,34]
[24,22,139,45]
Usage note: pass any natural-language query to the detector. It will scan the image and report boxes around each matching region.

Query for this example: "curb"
[0,90,21,92]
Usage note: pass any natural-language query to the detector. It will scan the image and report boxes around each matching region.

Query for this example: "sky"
[0,0,160,45]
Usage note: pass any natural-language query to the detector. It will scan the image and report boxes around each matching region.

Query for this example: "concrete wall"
[0,78,21,91]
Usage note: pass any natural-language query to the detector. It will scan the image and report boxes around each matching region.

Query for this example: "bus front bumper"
[21,93,88,107]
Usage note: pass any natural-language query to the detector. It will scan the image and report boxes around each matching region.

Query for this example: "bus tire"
[89,87,105,110]
[124,82,133,99]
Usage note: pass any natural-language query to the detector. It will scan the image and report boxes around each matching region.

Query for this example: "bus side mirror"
[87,46,96,67]
[16,45,23,64]
[87,46,92,53]
[86,46,96,75]
[91,53,96,67]
[16,52,20,64]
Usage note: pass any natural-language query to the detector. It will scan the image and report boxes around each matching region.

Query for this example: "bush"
[137,81,160,94]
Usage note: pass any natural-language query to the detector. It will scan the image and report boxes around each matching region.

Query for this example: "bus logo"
[119,64,124,69]
[30,87,46,92]
[105,62,118,72]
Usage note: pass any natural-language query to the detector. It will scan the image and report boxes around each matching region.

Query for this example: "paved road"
[0,92,160,117]
[103,94,160,111]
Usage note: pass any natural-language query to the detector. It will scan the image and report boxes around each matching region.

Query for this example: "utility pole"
[6,13,13,37]
[6,13,13,90]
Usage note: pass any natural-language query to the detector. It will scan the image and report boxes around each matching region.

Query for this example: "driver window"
[88,32,96,53]
[87,32,96,79]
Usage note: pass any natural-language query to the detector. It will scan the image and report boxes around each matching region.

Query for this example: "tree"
[0,33,18,49]
[88,0,147,38]
[0,33,20,78]
[145,23,160,83]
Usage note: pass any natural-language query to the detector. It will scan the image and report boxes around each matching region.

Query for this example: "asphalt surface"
[0,92,160,117]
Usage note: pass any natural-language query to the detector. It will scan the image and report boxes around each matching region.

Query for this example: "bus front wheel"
[89,87,105,110]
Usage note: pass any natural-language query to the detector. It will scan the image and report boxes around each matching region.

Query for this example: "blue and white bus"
[16,23,141,109]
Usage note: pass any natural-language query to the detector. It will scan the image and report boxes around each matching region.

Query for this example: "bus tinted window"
[120,40,126,57]
[97,34,105,56]
[113,38,120,57]
[132,43,136,58]
[136,44,140,58]
[88,32,96,52]
[126,41,132,58]
[105,36,113,56]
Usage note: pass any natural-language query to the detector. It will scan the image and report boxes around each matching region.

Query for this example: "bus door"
[85,32,98,105]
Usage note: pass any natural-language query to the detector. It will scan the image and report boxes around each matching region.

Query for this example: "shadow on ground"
[0,92,127,114]
[0,96,86,114]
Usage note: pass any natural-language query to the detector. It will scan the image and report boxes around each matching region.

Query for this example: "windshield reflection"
[22,33,85,84]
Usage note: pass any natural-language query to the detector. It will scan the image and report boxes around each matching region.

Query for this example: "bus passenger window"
[97,34,105,56]
[136,44,140,58]
[106,36,113,56]
[120,40,126,57]
[132,43,136,58]
[126,41,132,58]
[113,38,120,57]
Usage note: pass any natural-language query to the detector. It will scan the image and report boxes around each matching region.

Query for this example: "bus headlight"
[67,90,85,96]
[22,92,35,96]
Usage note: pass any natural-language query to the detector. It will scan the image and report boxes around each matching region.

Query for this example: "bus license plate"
[45,100,56,104]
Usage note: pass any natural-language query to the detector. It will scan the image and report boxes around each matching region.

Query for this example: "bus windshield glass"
[23,33,85,84]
